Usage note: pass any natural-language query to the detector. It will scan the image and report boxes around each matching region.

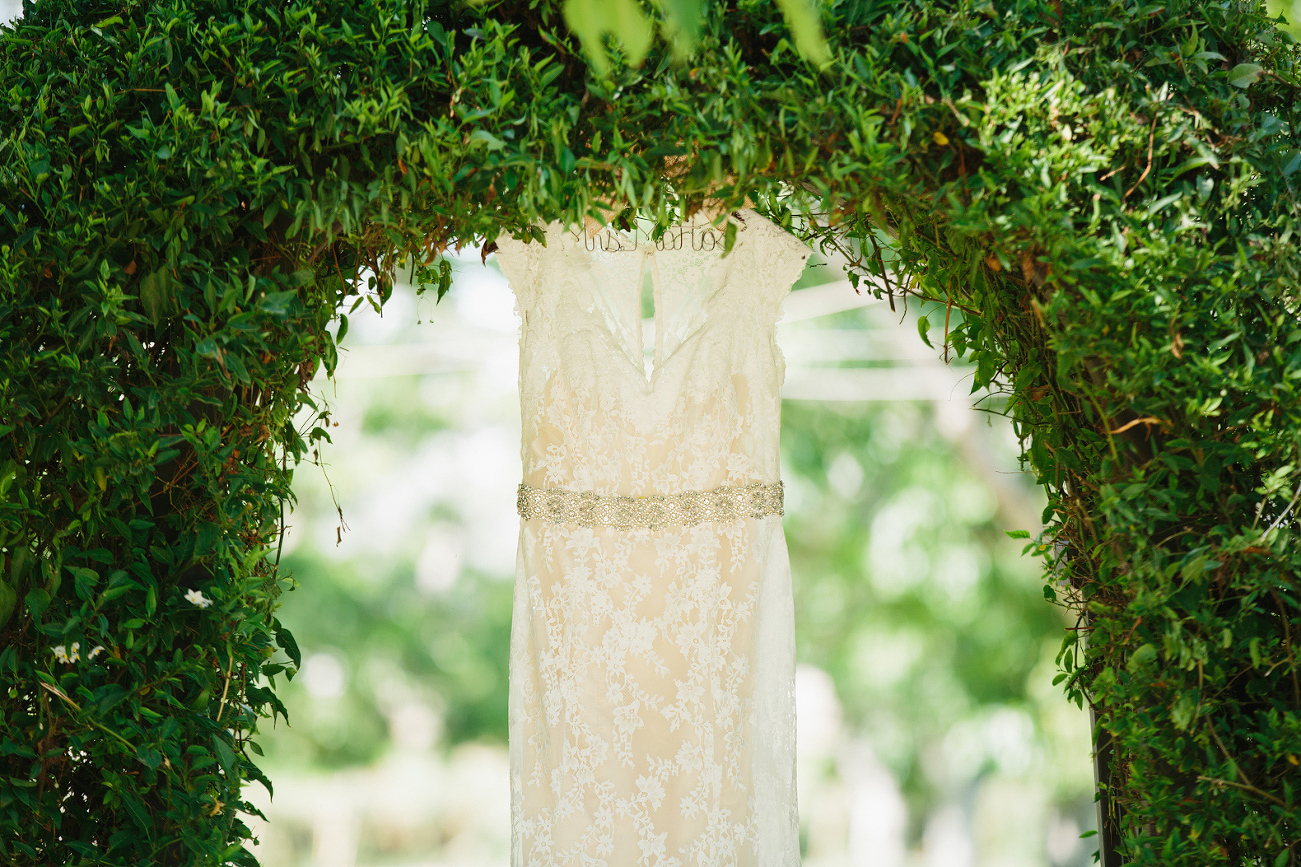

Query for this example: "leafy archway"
[1,0,1298,864]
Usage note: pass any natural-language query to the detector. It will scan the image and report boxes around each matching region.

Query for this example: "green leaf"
[69,566,99,602]
[138,267,175,325]
[135,745,163,770]
[0,580,16,630]
[8,546,32,583]
[657,0,704,49]
[1127,643,1158,672]
[120,792,152,832]
[973,350,997,392]
[562,0,653,75]
[917,314,933,347]
[1171,692,1198,730]
[1146,191,1183,216]
[212,734,239,779]
[24,587,49,620]
[1227,63,1263,88]
[774,0,830,64]
[94,684,130,714]
[255,290,297,319]
[469,129,507,151]
[0,461,18,502]
[275,623,302,670]
[723,221,738,255]
[413,259,453,302]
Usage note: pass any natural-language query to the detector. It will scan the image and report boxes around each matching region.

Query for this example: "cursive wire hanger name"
[570,221,744,253]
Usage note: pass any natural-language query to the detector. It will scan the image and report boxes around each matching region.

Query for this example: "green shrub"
[0,0,1297,864]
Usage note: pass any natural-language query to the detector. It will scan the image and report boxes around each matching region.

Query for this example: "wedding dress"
[495,208,809,867]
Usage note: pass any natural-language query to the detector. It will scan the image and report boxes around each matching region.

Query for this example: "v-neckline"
[585,262,678,395]
[553,210,766,394]
[574,226,742,394]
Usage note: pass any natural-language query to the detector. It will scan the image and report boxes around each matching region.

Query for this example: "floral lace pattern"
[496,209,808,867]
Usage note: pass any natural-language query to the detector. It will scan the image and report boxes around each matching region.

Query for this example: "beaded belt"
[516,481,784,530]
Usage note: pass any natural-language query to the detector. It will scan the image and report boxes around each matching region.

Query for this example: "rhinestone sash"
[516,481,784,530]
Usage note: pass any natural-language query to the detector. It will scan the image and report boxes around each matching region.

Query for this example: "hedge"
[0,0,1298,864]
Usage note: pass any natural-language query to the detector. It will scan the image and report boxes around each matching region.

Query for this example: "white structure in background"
[330,254,976,408]
[797,665,909,867]
[243,247,1089,866]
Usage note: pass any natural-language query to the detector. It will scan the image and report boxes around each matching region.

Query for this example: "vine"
[1,0,1298,864]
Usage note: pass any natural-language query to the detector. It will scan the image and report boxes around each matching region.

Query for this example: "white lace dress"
[495,208,809,867]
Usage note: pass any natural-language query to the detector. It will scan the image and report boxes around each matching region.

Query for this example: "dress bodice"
[501,209,806,867]
[494,209,809,497]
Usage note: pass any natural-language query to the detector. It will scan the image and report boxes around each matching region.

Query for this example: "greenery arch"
[1,0,1299,864]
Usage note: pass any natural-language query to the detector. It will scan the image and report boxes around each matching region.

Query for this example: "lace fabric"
[496,209,808,867]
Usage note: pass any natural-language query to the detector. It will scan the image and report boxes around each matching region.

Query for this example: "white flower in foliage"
[88,645,105,660]
[184,589,213,609]
[53,642,80,663]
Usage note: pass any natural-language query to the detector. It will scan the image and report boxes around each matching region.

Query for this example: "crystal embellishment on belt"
[517,481,784,530]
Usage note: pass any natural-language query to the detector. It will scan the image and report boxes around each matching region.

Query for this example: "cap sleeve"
[492,230,545,312]
[740,211,809,310]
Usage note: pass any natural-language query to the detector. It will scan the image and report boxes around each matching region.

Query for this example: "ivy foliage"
[0,0,1298,864]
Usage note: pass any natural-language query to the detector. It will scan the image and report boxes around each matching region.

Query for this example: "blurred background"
[6,1,1301,864]
[237,240,1100,867]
